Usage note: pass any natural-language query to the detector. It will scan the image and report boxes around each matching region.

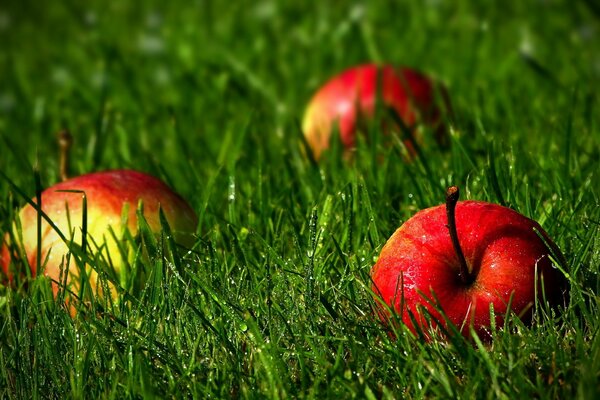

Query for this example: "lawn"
[0,0,599,398]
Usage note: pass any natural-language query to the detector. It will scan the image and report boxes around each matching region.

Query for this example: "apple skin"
[371,200,568,340]
[302,63,449,160]
[0,170,198,305]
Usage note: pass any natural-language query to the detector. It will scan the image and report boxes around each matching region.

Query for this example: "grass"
[0,0,599,398]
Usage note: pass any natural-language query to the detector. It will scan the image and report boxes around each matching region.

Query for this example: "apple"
[1,169,198,310]
[302,63,450,160]
[371,186,568,340]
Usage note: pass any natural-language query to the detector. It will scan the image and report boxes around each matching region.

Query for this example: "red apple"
[371,187,568,340]
[302,63,450,160]
[1,170,198,309]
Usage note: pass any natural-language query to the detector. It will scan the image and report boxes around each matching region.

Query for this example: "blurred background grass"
[1,1,597,179]
[0,0,599,398]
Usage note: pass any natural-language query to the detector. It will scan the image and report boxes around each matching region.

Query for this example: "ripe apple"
[0,169,198,309]
[302,63,450,160]
[371,187,568,340]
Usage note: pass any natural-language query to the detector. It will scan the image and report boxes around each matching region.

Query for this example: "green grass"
[1,0,599,398]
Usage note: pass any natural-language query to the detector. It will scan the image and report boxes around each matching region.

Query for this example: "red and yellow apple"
[371,187,568,339]
[302,63,450,160]
[1,170,197,309]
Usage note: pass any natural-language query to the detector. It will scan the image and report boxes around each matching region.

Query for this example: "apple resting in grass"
[0,169,198,309]
[302,63,450,160]
[371,187,568,340]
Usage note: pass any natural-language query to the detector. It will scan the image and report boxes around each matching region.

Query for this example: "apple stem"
[58,130,72,182]
[445,186,473,285]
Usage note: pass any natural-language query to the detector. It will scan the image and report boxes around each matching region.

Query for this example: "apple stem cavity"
[445,186,473,285]
[59,130,73,182]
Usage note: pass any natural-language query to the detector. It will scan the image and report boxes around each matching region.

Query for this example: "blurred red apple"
[1,170,198,308]
[371,187,568,340]
[302,63,450,160]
